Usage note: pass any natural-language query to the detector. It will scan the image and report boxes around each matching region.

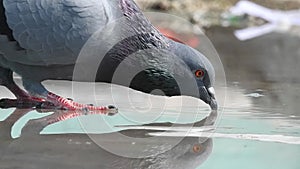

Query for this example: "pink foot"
[44,109,117,125]
[0,93,118,116]
[45,92,118,115]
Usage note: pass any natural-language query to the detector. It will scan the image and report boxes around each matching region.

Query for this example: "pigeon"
[0,0,217,112]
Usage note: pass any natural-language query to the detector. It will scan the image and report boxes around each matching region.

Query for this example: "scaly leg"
[0,68,117,115]
[22,78,117,115]
[0,68,48,108]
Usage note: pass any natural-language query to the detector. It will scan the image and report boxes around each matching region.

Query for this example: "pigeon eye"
[193,144,202,153]
[195,70,205,78]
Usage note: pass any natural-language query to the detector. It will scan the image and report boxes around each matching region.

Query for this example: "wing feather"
[2,0,168,67]
[2,0,109,65]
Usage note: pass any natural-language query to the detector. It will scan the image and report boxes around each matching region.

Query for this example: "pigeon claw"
[0,94,119,117]
[107,105,118,116]
[44,92,118,116]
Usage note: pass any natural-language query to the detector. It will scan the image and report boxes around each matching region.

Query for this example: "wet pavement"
[0,108,212,169]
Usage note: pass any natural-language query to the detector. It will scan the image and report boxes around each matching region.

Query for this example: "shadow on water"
[0,108,213,169]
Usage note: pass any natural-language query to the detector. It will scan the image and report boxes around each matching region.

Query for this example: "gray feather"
[2,0,112,65]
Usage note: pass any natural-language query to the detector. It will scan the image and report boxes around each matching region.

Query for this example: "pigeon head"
[123,39,217,110]
[97,33,217,110]
[157,137,213,169]
[169,41,217,110]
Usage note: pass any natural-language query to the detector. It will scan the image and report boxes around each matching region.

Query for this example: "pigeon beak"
[207,87,218,110]
[198,86,218,110]
[207,87,215,100]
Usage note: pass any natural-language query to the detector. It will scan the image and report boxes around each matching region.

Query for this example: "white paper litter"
[230,0,300,41]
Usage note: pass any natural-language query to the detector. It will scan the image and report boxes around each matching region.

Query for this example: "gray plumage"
[0,0,217,110]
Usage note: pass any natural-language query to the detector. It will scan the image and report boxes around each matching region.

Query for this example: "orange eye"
[193,144,202,153]
[195,70,205,78]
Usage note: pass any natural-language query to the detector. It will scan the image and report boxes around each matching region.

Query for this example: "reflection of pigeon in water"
[106,134,213,169]
[0,0,217,111]
[0,109,213,169]
[3,131,213,169]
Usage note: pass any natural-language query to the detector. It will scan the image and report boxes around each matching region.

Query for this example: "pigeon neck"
[96,32,170,82]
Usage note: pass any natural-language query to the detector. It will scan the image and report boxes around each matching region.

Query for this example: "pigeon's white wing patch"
[2,0,109,65]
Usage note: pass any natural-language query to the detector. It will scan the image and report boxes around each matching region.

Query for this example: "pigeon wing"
[2,0,113,66]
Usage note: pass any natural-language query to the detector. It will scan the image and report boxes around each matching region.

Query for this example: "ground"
[136,0,300,28]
